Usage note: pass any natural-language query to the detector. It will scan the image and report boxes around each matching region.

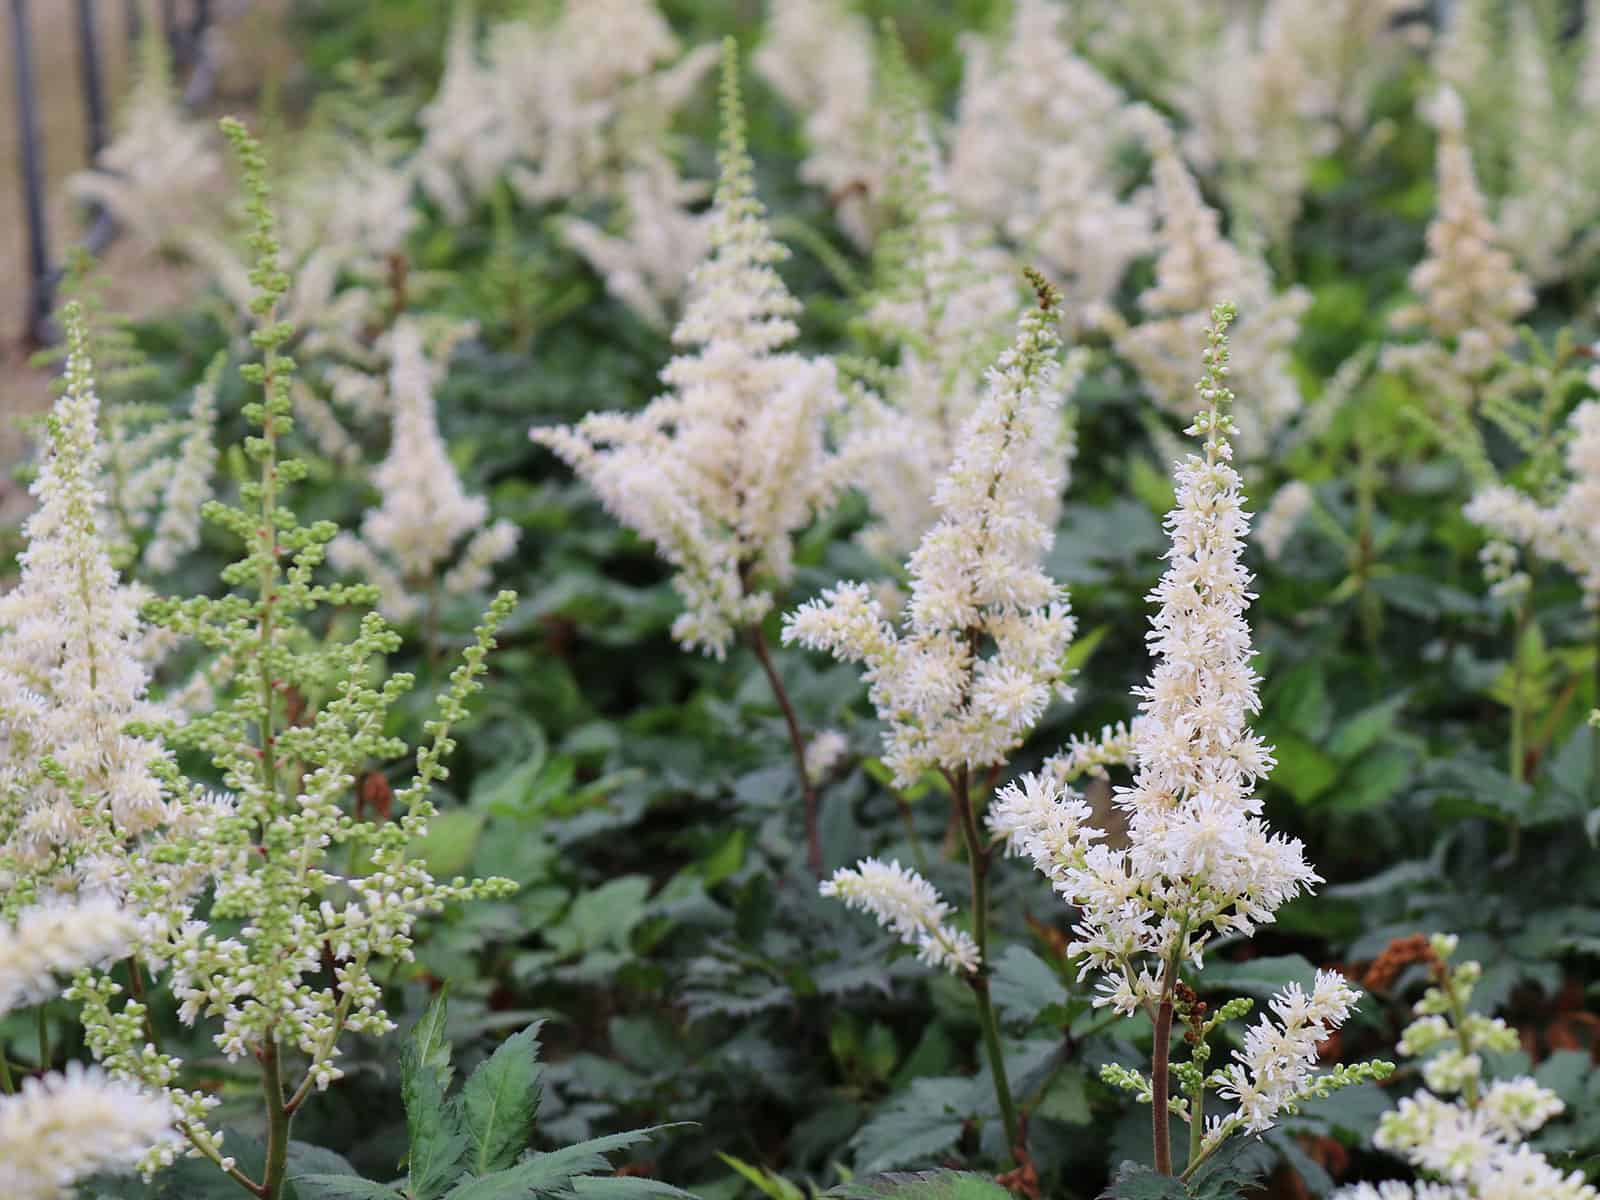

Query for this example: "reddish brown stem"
[1152,976,1177,1175]
[747,623,821,876]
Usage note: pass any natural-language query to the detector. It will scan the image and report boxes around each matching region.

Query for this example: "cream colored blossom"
[820,858,980,975]
[786,283,1076,785]
[535,46,838,657]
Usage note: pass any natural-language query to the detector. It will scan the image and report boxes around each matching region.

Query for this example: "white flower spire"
[785,274,1076,786]
[990,306,1317,1009]
[534,40,839,657]
[0,898,136,1016]
[0,306,204,907]
[820,858,980,976]
[328,319,518,623]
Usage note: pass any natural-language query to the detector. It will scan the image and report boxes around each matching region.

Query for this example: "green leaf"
[571,1178,700,1200]
[444,1127,680,1200]
[719,1153,809,1200]
[830,1172,1012,1200]
[1327,695,1407,761]
[850,1078,974,1174]
[1273,662,1331,740]
[1199,955,1319,1000]
[1097,1162,1187,1200]
[1268,731,1339,804]
[413,810,488,878]
[1034,1067,1091,1125]
[291,1178,406,1200]
[403,992,469,1200]
[546,876,652,957]
[989,946,1068,1026]
[463,1022,546,1174]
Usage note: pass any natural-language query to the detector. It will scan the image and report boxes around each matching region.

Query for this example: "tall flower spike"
[0,304,212,912]
[534,39,838,658]
[991,305,1317,1006]
[785,273,1076,786]
[328,319,519,624]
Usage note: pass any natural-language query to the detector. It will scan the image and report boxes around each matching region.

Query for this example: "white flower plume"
[785,276,1076,786]
[535,41,839,658]
[989,305,1317,1018]
[820,858,980,975]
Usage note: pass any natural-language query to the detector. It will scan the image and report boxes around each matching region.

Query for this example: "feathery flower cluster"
[0,307,221,915]
[67,31,223,253]
[989,307,1317,1013]
[534,45,839,657]
[0,1061,178,1200]
[1333,935,1597,1200]
[949,0,1151,318]
[754,0,885,248]
[1385,88,1534,386]
[0,897,135,1014]
[328,319,519,623]
[1098,115,1309,458]
[785,278,1076,786]
[69,124,519,1181]
[839,86,1066,567]
[819,858,980,975]
[1213,970,1361,1134]
[1464,400,1600,609]
[415,0,714,220]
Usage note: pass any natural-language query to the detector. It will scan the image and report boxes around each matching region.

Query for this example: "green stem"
[261,1038,291,1200]
[126,956,162,1053]
[1188,1082,1204,1172]
[1442,964,1481,1110]
[954,767,1022,1161]
[0,1046,13,1095]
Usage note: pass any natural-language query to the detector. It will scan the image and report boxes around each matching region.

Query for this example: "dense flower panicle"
[1385,88,1533,383]
[1039,721,1139,786]
[416,0,714,220]
[785,284,1076,785]
[754,0,885,247]
[1465,400,1600,609]
[1216,970,1360,1132]
[67,32,223,252]
[535,44,839,657]
[0,309,215,911]
[1098,113,1309,458]
[949,0,1151,318]
[819,858,980,975]
[1335,936,1597,1200]
[0,1062,178,1200]
[0,898,135,1016]
[328,319,518,622]
[991,307,1317,1017]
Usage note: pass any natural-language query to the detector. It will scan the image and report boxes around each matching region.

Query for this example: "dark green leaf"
[290,1177,406,1200]
[989,946,1069,1026]
[463,1022,547,1174]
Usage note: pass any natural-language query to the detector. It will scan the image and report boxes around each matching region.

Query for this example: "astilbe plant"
[0,898,178,1200]
[1335,935,1597,1200]
[788,272,1078,1160]
[534,40,839,871]
[987,306,1391,1181]
[66,120,518,1200]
